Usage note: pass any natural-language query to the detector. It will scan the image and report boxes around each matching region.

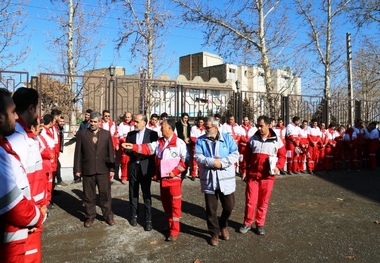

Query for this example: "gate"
[0,71,33,91]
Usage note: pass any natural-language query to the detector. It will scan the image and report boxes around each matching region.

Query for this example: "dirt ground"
[42,169,380,263]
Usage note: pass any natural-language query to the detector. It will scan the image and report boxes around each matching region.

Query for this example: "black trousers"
[204,190,235,236]
[56,160,63,183]
[129,163,152,222]
[82,173,113,221]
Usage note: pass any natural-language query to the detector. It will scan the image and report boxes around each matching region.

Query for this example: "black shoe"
[293,171,300,174]
[256,226,265,235]
[287,171,293,175]
[280,171,286,175]
[47,203,55,210]
[73,178,82,184]
[144,221,152,231]
[129,217,137,227]
[190,177,196,181]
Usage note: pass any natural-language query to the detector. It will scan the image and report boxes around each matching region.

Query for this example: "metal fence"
[1,70,379,129]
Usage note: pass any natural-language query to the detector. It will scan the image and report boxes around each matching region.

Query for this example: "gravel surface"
[42,169,380,263]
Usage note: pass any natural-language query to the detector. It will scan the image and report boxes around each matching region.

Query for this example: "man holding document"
[122,119,187,241]
[239,115,286,236]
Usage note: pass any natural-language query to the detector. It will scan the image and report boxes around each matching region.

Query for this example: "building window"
[229,68,236,73]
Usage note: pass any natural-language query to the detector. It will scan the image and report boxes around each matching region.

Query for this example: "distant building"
[179,52,301,95]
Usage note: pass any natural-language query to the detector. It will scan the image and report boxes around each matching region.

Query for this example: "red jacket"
[242,129,286,180]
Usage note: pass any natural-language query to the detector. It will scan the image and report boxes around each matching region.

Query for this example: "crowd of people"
[1,86,380,261]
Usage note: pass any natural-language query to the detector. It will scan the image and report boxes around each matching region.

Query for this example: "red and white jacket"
[222,122,242,144]
[147,122,162,137]
[299,126,309,150]
[319,128,329,148]
[239,124,257,147]
[130,133,188,182]
[241,129,286,180]
[190,126,205,145]
[273,125,286,145]
[285,122,301,145]
[307,126,321,147]
[100,119,119,150]
[326,128,339,147]
[0,142,44,257]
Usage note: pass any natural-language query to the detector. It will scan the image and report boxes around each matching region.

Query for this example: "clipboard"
[160,157,181,178]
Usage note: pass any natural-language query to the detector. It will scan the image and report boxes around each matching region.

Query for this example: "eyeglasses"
[104,115,110,117]
[205,126,215,130]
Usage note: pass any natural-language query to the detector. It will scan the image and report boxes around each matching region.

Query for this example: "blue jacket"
[195,132,239,195]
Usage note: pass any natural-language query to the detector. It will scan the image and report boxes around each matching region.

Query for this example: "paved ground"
[42,169,380,263]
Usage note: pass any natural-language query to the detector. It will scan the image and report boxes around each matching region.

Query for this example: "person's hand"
[241,172,246,181]
[28,227,37,233]
[40,205,47,216]
[50,154,55,159]
[272,167,280,176]
[115,145,119,151]
[75,172,81,177]
[72,130,77,136]
[167,171,175,178]
[121,143,133,149]
[213,159,222,169]
[109,172,114,180]
[184,138,190,144]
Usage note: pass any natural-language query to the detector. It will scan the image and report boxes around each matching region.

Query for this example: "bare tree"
[172,0,295,116]
[347,0,380,27]
[114,0,173,115]
[45,0,107,126]
[0,0,30,70]
[47,0,106,75]
[353,37,380,121]
[295,0,351,124]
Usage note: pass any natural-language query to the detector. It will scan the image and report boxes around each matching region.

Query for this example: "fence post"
[235,80,242,123]
[282,96,289,125]
[355,100,361,123]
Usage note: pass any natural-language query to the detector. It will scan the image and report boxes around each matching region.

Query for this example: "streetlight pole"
[108,66,116,119]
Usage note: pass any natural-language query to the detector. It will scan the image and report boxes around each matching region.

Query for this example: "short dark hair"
[85,109,93,114]
[164,119,176,131]
[181,112,189,118]
[257,115,271,125]
[292,116,300,122]
[12,87,39,114]
[0,88,12,116]
[43,114,54,124]
[151,113,159,119]
[51,109,62,117]
[214,113,221,119]
[102,109,110,115]
[160,112,168,119]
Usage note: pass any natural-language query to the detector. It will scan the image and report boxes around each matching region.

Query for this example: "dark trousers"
[55,160,63,183]
[204,190,235,236]
[129,164,152,222]
[82,173,113,221]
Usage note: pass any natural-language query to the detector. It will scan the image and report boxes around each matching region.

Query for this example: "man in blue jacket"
[194,116,239,246]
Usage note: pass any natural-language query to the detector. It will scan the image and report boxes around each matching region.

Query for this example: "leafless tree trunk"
[295,0,351,124]
[115,0,173,116]
[46,0,106,126]
[172,0,294,116]
[0,0,30,69]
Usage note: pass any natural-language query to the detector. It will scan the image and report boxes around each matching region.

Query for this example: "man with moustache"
[125,114,158,231]
[0,88,47,263]
[194,117,239,246]
[240,116,286,236]
[74,111,116,228]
